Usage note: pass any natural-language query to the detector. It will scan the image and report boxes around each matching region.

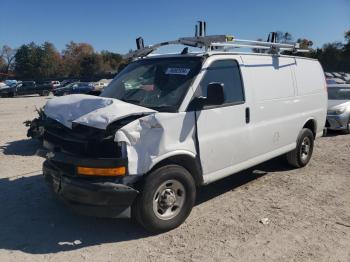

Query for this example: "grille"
[44,119,121,158]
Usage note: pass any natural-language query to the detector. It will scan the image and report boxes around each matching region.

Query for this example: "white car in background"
[51,81,61,88]
[93,79,112,91]
[0,82,7,89]
[93,81,107,90]
[326,84,350,133]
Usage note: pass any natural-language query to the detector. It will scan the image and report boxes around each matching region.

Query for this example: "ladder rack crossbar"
[230,38,296,48]
[124,34,310,59]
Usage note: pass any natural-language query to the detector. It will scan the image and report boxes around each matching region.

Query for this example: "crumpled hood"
[44,94,156,129]
[328,100,350,110]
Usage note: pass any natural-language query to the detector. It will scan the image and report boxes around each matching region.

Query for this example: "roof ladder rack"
[123,22,310,59]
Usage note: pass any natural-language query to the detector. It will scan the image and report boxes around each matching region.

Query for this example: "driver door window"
[199,60,245,106]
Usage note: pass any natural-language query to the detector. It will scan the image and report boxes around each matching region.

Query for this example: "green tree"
[79,53,103,79]
[341,30,350,71]
[318,42,344,72]
[39,42,62,78]
[14,43,39,79]
[62,42,95,77]
[100,50,122,72]
[14,42,63,80]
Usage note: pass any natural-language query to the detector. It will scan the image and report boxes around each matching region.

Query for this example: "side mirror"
[188,82,225,110]
[206,82,225,105]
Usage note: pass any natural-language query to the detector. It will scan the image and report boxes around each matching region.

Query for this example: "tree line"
[0,30,349,81]
[252,30,350,73]
[0,41,127,81]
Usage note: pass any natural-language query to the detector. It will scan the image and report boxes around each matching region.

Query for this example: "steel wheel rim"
[153,179,186,220]
[300,137,311,161]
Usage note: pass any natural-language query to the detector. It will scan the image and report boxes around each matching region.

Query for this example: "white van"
[39,33,327,232]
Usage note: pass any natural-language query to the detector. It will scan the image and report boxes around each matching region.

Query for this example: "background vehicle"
[51,80,60,88]
[0,81,53,97]
[93,81,107,91]
[59,79,79,87]
[53,82,94,96]
[326,84,350,133]
[0,82,8,89]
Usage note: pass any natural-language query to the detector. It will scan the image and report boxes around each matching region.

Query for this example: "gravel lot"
[0,96,349,262]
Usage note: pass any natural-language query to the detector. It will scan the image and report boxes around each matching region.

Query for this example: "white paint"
[115,112,197,175]
[44,94,155,129]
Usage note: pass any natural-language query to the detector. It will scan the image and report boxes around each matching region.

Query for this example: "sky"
[1,0,349,55]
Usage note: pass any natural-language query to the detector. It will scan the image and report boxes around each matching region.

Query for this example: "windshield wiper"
[146,105,177,112]
[121,98,141,105]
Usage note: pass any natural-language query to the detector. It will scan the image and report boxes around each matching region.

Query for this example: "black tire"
[286,128,314,168]
[133,165,196,233]
[322,128,327,137]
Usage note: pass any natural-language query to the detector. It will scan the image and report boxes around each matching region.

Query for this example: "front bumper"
[42,152,140,218]
[326,113,350,130]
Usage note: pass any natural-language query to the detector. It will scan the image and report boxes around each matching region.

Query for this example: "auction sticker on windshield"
[165,68,191,75]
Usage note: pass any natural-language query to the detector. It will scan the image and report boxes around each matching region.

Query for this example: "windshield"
[328,88,350,100]
[101,57,202,111]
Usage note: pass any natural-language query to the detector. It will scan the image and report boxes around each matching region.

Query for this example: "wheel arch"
[302,118,317,138]
[148,152,203,187]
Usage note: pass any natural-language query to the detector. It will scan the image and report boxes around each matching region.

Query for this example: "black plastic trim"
[49,151,128,168]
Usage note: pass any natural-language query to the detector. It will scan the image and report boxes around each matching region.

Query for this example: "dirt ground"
[0,95,349,262]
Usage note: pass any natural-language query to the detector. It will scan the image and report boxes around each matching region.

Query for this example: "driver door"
[195,59,252,179]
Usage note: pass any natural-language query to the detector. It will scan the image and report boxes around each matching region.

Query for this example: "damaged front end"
[37,94,156,218]
[41,115,145,218]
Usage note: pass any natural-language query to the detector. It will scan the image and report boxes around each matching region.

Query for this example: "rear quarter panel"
[240,55,327,159]
[293,58,327,136]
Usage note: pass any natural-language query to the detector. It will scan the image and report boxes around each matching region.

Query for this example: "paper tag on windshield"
[165,68,190,75]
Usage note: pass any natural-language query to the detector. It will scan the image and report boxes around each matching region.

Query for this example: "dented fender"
[115,112,197,175]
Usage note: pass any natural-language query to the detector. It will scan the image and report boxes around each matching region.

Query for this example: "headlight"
[335,107,346,115]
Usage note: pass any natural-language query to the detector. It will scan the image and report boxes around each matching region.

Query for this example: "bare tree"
[1,45,16,73]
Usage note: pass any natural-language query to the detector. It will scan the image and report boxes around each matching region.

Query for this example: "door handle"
[245,107,250,124]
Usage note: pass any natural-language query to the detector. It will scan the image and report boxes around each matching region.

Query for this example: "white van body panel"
[293,58,328,136]
[241,56,300,158]
[198,54,327,184]
[115,112,197,175]
[193,55,253,177]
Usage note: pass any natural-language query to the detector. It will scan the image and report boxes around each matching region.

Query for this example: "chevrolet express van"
[39,46,327,232]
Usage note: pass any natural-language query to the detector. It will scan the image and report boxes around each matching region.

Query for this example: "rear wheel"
[133,165,196,233]
[286,128,314,168]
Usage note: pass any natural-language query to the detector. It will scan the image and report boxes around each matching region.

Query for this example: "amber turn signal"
[77,166,126,176]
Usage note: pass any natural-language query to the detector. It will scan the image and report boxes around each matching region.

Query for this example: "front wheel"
[286,128,314,168]
[133,165,196,233]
